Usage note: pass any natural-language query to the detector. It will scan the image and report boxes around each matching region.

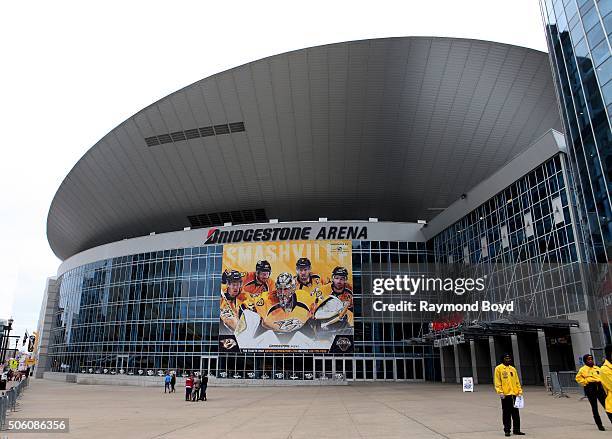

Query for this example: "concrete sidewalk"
[4,379,610,438]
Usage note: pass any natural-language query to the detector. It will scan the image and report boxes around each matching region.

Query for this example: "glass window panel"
[603,79,612,104]
[587,23,605,47]
[582,4,601,30]
[592,40,610,66]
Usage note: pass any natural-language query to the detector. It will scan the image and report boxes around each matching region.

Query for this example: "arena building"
[37,37,606,384]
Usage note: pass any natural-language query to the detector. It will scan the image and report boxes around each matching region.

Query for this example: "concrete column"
[489,336,497,377]
[470,339,479,384]
[511,334,522,382]
[569,311,605,369]
[538,329,550,385]
[35,277,61,378]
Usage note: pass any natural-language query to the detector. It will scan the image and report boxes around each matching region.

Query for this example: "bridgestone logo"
[205,226,367,244]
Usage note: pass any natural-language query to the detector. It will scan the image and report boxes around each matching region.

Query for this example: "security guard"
[494,353,525,437]
[576,353,610,430]
[598,346,612,427]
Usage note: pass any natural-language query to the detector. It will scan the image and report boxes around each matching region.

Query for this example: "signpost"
[462,377,474,392]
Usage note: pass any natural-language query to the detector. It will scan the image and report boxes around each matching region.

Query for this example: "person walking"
[597,346,612,427]
[164,372,171,394]
[200,373,208,401]
[494,353,525,437]
[192,375,201,402]
[185,374,193,401]
[170,372,176,393]
[576,353,611,430]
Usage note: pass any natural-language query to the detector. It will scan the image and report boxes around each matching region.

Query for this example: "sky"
[0,0,548,347]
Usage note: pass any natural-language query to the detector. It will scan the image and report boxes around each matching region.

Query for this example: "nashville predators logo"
[221,338,237,350]
[336,337,352,352]
[274,318,304,332]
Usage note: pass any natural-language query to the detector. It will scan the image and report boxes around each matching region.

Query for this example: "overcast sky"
[0,0,548,346]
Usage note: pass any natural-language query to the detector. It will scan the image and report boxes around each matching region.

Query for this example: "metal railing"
[0,377,29,430]
[549,371,581,398]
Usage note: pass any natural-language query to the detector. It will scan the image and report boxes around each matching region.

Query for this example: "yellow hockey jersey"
[249,289,321,333]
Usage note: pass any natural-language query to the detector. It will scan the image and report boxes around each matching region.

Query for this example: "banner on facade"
[218,240,354,353]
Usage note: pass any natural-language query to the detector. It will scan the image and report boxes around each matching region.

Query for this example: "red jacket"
[185,377,193,388]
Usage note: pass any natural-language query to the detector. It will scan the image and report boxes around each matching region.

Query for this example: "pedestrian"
[192,374,201,402]
[170,372,176,393]
[576,353,611,430]
[494,353,525,437]
[597,345,612,426]
[164,372,171,394]
[185,374,193,401]
[200,372,208,401]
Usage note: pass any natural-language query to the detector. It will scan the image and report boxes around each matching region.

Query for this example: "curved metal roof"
[47,37,562,260]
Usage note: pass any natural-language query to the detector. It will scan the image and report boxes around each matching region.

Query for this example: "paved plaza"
[4,378,612,438]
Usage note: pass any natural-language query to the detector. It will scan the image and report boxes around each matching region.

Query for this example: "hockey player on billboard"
[293,257,323,293]
[242,260,274,298]
[218,240,354,352]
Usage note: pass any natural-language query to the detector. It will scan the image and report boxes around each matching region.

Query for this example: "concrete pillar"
[538,329,550,385]
[569,311,605,370]
[470,339,479,384]
[489,336,497,377]
[511,334,522,382]
[35,277,61,378]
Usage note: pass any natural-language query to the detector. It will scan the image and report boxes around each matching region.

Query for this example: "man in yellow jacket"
[494,353,525,436]
[598,346,612,428]
[576,353,610,430]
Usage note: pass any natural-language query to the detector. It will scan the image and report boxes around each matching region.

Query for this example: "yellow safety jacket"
[494,364,522,396]
[598,360,612,413]
[576,365,602,386]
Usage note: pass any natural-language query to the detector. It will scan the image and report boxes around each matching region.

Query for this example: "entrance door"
[314,356,327,379]
[365,359,374,380]
[200,356,218,377]
[355,358,365,380]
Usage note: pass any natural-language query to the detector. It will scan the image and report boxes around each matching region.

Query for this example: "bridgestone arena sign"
[205,225,368,244]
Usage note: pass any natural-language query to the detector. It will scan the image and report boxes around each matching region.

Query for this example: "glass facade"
[540,0,612,262]
[433,154,587,321]
[48,241,438,381]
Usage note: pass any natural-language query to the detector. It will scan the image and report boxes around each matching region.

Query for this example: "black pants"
[501,395,520,433]
[192,387,200,401]
[200,386,207,401]
[585,383,612,426]
[164,382,170,393]
[185,387,192,401]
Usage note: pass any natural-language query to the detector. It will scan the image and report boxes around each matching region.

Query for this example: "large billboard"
[219,240,354,353]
